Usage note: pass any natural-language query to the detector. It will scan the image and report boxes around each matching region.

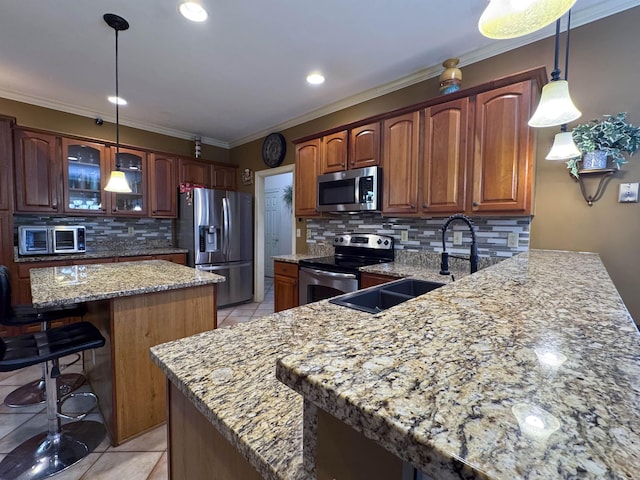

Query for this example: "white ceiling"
[0,1,636,148]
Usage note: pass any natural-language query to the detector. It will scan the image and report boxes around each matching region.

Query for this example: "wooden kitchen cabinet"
[421,98,470,215]
[62,138,109,215]
[156,253,187,265]
[360,272,397,289]
[14,129,61,213]
[471,80,535,214]
[381,111,420,215]
[149,153,177,217]
[274,261,298,312]
[211,163,237,191]
[179,157,211,187]
[349,122,380,169]
[109,147,148,216]
[295,138,321,217]
[320,130,348,173]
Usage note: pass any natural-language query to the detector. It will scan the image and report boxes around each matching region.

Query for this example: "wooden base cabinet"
[274,261,298,312]
[359,272,398,289]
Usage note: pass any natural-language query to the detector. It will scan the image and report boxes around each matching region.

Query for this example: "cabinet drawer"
[274,261,298,278]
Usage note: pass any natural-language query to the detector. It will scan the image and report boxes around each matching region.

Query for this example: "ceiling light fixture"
[103,13,132,194]
[306,73,325,85]
[179,2,208,22]
[478,0,576,39]
[108,96,127,105]
[528,10,581,129]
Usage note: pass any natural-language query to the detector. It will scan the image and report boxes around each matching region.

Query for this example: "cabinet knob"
[410,204,416,209]
[423,204,429,208]
[472,201,479,207]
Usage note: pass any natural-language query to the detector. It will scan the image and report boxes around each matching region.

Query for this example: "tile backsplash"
[14,215,173,252]
[306,213,531,258]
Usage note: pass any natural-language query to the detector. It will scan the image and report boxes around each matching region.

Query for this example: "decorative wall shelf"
[574,168,616,206]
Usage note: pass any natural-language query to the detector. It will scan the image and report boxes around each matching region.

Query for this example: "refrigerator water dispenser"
[199,225,219,252]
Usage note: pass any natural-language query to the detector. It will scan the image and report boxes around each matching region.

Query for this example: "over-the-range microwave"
[317,166,381,212]
[18,226,86,256]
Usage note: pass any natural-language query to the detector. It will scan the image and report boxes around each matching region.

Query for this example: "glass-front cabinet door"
[62,139,108,214]
[110,147,148,216]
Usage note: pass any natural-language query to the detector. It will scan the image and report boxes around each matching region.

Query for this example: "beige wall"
[233,8,640,321]
[0,97,231,163]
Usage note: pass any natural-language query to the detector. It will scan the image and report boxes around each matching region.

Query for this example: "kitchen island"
[151,251,640,479]
[30,260,224,445]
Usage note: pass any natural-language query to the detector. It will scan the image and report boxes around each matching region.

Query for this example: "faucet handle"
[439,252,450,275]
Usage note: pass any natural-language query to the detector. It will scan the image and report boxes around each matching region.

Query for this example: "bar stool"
[0,265,88,407]
[0,321,106,479]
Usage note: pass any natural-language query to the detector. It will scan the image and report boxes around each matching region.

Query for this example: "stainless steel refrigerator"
[177,188,253,308]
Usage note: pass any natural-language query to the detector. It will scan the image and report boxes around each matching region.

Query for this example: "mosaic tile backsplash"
[306,213,530,258]
[14,215,173,252]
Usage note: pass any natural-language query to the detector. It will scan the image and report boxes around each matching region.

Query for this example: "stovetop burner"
[299,233,394,274]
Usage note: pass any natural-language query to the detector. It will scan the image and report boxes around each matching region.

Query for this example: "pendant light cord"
[558,9,572,134]
[115,28,121,169]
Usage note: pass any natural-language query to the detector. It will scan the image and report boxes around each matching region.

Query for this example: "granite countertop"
[272,253,321,264]
[14,247,188,263]
[151,250,640,480]
[30,260,225,308]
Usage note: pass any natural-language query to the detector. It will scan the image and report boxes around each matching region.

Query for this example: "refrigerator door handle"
[222,197,230,259]
[196,261,253,271]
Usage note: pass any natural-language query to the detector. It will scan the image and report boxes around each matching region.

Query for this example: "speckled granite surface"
[277,250,640,479]
[151,250,639,480]
[30,260,224,308]
[272,254,320,264]
[14,247,188,263]
[360,261,468,283]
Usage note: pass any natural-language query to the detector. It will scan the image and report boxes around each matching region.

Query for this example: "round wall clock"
[262,132,287,168]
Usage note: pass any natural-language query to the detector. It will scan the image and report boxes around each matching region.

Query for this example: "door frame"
[254,164,295,302]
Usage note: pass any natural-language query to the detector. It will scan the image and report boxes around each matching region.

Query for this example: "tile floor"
[0,278,274,479]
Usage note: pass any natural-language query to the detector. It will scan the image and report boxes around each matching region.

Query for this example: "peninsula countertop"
[30,259,225,308]
[152,251,640,479]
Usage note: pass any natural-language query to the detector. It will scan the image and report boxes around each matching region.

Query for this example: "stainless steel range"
[298,233,394,306]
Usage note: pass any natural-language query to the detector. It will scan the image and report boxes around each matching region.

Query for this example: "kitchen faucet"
[439,213,479,275]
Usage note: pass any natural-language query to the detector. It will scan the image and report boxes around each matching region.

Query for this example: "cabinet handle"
[423,204,429,208]
[410,204,416,209]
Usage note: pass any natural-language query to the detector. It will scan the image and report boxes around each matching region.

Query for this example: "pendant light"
[528,11,581,128]
[479,0,576,39]
[544,9,581,160]
[104,13,132,193]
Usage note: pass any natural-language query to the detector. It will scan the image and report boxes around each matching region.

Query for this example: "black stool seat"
[0,322,105,371]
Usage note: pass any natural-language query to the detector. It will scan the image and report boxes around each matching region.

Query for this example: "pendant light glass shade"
[528,80,581,128]
[479,0,576,39]
[104,170,132,192]
[545,131,581,160]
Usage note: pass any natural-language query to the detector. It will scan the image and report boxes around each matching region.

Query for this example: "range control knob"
[384,240,389,245]
[340,237,344,242]
[377,239,382,245]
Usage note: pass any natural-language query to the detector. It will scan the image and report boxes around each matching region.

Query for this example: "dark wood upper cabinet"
[381,112,420,215]
[149,153,177,217]
[471,80,534,213]
[61,138,109,215]
[320,131,347,174]
[178,158,211,187]
[14,130,60,213]
[349,122,380,169]
[421,98,469,214]
[295,139,321,217]
[108,147,148,216]
[211,164,237,191]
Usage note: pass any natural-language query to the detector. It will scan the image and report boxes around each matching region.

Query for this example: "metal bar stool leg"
[0,359,105,479]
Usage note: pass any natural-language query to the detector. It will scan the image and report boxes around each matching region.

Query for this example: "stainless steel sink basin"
[329,278,445,313]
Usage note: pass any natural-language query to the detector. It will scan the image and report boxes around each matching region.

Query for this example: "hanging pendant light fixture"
[544,9,581,160]
[479,0,576,39]
[104,13,132,193]
[528,10,581,128]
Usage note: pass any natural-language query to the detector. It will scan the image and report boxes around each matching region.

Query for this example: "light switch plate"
[618,182,639,203]
[507,232,519,248]
[127,226,134,236]
[453,231,463,245]
[296,228,301,238]
[401,230,409,242]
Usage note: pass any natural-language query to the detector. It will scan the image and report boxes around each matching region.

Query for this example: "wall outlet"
[127,226,135,236]
[400,230,409,242]
[507,232,519,248]
[618,182,639,203]
[306,228,312,239]
[296,228,301,238]
[453,231,463,245]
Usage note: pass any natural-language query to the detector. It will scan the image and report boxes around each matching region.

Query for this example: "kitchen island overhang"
[152,250,640,479]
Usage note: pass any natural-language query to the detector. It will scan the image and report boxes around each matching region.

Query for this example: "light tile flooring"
[0,278,274,479]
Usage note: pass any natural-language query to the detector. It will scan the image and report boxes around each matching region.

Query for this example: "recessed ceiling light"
[179,2,208,22]
[306,73,325,85]
[108,96,127,105]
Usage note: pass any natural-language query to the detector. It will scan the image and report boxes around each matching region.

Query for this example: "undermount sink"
[329,278,445,314]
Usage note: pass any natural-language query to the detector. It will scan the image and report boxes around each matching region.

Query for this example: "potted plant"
[567,112,640,178]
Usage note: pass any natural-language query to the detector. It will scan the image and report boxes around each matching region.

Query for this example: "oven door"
[298,267,359,306]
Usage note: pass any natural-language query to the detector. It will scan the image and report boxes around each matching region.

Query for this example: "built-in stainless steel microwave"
[18,226,86,256]
[317,166,381,212]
